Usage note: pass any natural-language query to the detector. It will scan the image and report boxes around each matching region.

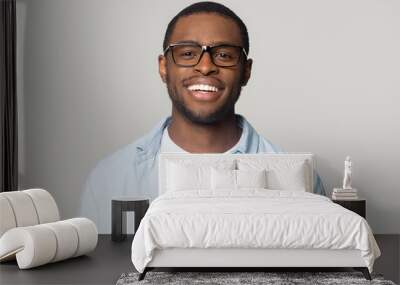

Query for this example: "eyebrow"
[172,40,241,46]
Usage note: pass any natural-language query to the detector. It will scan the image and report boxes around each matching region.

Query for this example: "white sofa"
[0,189,98,269]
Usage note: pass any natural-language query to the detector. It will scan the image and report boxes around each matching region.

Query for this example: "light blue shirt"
[80,114,326,233]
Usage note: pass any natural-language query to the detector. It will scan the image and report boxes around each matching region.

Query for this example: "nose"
[194,51,218,75]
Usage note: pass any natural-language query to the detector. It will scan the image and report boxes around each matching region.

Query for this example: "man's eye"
[215,52,233,60]
[179,50,196,58]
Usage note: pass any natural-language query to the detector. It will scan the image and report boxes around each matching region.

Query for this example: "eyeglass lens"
[171,44,242,67]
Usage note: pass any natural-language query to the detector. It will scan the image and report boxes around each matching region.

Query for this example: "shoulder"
[87,141,139,187]
[87,116,170,184]
[258,136,284,153]
[239,115,284,153]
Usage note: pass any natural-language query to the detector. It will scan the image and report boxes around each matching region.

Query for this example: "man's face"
[159,13,252,124]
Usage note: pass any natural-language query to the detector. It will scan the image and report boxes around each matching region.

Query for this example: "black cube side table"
[332,198,366,219]
[111,197,149,242]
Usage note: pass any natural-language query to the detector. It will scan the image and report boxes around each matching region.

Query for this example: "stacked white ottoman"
[0,189,97,269]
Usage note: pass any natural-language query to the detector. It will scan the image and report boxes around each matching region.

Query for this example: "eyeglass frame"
[163,42,248,68]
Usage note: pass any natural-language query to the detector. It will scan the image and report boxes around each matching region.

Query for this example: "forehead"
[169,13,243,46]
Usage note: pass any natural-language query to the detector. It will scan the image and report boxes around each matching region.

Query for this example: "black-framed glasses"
[163,43,248,67]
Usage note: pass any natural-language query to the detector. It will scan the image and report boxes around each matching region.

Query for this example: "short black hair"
[163,1,249,55]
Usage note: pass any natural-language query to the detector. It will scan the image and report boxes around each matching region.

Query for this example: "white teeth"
[188,84,219,92]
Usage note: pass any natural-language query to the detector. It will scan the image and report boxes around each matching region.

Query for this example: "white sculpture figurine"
[342,156,352,190]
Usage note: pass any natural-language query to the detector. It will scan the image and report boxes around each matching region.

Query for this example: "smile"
[187,84,219,92]
[186,84,222,101]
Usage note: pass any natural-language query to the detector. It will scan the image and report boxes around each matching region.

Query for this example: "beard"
[166,75,242,125]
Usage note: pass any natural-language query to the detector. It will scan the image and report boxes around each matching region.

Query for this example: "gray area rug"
[116,271,396,285]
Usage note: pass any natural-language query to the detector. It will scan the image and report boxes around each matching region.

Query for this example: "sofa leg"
[138,268,147,281]
[354,267,371,280]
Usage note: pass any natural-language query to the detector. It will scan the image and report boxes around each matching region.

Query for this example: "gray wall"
[17,0,400,234]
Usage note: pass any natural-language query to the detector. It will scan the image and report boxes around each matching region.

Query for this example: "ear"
[241,58,253,86]
[158,54,167,83]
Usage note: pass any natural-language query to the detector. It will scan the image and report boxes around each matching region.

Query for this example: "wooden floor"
[0,234,398,284]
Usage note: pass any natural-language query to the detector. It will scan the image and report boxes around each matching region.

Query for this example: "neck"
[168,109,242,153]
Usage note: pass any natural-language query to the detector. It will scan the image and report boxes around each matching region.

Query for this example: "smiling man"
[81,2,326,233]
[159,10,250,154]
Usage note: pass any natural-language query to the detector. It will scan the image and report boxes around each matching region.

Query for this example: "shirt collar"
[135,114,260,160]
[233,114,261,154]
[135,116,171,161]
